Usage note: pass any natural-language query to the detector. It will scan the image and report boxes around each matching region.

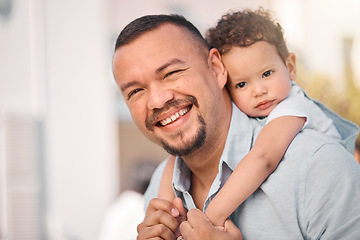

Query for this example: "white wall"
[0,0,36,115]
[0,0,119,239]
[44,1,119,239]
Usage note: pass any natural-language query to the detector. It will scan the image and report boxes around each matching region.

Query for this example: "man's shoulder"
[289,129,345,157]
[258,129,360,239]
[261,128,359,202]
[285,129,358,177]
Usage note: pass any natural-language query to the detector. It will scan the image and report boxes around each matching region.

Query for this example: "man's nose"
[147,85,174,110]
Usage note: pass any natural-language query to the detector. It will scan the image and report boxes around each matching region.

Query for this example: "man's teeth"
[160,107,190,126]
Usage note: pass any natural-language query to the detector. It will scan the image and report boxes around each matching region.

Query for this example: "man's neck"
[182,93,232,209]
[183,127,229,210]
[183,89,232,178]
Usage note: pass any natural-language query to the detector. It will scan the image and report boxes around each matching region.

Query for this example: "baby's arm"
[205,116,306,227]
[158,155,176,202]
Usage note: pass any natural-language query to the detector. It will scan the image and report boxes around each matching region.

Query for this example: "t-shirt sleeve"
[266,85,308,128]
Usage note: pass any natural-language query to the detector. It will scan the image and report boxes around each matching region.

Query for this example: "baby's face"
[222,41,295,117]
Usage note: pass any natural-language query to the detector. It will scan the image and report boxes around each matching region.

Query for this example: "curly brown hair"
[206,8,289,63]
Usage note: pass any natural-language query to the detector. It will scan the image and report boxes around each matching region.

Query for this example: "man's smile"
[159,106,191,126]
[145,95,198,132]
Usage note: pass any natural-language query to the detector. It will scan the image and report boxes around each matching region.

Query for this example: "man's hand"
[179,209,243,240]
[137,198,187,240]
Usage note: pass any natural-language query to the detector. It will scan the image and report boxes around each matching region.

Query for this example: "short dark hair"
[206,8,289,63]
[115,14,209,51]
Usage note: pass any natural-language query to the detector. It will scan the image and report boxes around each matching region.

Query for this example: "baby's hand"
[180,210,243,240]
[204,212,226,231]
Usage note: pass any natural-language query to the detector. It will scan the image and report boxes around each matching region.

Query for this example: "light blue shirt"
[268,82,342,142]
[144,96,360,239]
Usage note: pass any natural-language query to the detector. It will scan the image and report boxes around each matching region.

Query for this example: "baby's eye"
[262,70,274,78]
[127,88,143,99]
[236,82,247,88]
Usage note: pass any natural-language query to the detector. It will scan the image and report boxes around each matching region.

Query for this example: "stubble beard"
[145,95,207,156]
[160,114,206,156]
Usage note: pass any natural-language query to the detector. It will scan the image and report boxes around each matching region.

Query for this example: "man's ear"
[208,48,227,88]
[286,52,297,81]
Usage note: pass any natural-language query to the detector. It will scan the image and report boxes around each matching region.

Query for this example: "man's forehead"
[113,28,190,87]
[117,24,196,51]
[113,24,195,66]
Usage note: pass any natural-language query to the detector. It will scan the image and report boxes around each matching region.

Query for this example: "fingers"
[224,219,243,239]
[187,208,212,228]
[179,209,212,238]
[136,222,175,240]
[142,209,179,230]
[179,210,243,240]
[146,198,178,217]
[137,198,180,240]
[173,198,187,220]
[172,197,188,237]
[137,215,177,240]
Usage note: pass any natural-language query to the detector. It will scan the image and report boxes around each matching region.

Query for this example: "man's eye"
[127,88,142,99]
[262,70,274,78]
[236,82,247,88]
[164,69,184,79]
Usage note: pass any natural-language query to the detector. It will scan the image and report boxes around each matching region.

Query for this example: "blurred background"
[0,0,359,239]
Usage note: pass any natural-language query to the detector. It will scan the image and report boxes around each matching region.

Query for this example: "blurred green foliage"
[296,60,360,146]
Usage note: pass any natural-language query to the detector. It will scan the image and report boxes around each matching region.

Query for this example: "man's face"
[113,24,225,156]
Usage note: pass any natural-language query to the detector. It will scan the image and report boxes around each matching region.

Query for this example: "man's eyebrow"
[120,59,185,92]
[120,81,138,93]
[156,58,185,73]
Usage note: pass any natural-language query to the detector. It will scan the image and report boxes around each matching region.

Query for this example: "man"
[112,14,360,239]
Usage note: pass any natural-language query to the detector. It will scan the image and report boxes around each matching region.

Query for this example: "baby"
[158,8,346,229]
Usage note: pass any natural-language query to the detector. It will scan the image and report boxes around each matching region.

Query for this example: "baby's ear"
[208,48,227,88]
[286,53,296,80]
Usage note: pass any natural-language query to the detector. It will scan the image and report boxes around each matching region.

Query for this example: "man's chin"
[162,145,197,157]
[160,127,206,156]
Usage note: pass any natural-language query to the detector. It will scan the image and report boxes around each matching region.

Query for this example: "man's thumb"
[172,197,187,221]
[172,197,187,238]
